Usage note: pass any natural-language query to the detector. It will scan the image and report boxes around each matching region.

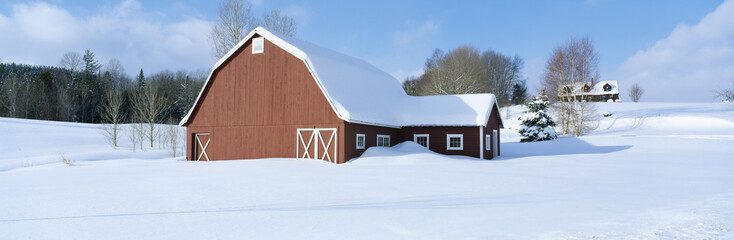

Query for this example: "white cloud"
[617,0,734,102]
[0,1,214,77]
[12,2,82,43]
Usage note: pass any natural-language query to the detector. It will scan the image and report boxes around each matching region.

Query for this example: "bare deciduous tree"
[542,37,600,136]
[59,52,82,80]
[210,0,298,59]
[714,80,734,102]
[127,123,141,152]
[164,123,182,158]
[417,46,485,95]
[261,10,296,37]
[483,51,525,106]
[139,84,169,148]
[628,83,644,102]
[409,46,524,106]
[100,72,125,147]
[129,85,147,151]
[105,59,127,83]
[402,76,419,96]
[717,90,734,102]
[210,0,257,59]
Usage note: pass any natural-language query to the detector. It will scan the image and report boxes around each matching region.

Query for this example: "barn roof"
[180,27,502,128]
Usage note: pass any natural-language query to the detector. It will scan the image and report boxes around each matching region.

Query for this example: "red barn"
[180,27,504,163]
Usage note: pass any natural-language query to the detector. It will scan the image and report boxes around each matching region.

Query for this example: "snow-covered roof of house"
[180,27,502,128]
[589,80,619,95]
[562,82,590,95]
[561,80,619,96]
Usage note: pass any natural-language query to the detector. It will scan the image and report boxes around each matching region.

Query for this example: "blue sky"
[1,0,732,101]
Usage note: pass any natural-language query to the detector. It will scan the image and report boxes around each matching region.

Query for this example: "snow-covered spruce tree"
[519,89,557,142]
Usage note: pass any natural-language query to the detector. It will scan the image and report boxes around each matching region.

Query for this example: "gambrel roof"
[180,27,502,128]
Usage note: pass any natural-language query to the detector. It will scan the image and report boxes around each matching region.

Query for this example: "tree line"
[402,45,528,107]
[0,50,206,126]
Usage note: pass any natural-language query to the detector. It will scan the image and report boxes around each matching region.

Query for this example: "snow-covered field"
[1,102,734,239]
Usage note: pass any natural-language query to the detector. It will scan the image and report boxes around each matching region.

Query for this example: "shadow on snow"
[498,136,631,160]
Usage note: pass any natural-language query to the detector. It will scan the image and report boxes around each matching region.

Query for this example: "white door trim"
[479,127,484,159]
[297,128,338,164]
[194,133,211,161]
[493,129,499,157]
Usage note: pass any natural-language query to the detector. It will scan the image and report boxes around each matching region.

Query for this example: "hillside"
[1,102,733,239]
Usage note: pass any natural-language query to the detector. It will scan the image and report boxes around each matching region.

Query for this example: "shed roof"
[180,27,502,128]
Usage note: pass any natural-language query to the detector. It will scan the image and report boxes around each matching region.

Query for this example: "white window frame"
[446,134,463,150]
[485,134,491,151]
[356,134,365,149]
[252,37,264,54]
[413,134,429,148]
[377,134,390,147]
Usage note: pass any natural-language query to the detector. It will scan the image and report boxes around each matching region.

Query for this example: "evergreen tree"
[136,69,145,92]
[81,49,101,86]
[519,89,557,142]
[78,49,102,122]
[31,70,56,119]
[510,82,528,105]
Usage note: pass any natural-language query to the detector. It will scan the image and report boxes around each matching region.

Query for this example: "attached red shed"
[180,27,504,163]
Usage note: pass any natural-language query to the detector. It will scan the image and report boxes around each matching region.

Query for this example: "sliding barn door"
[194,133,211,161]
[297,128,337,163]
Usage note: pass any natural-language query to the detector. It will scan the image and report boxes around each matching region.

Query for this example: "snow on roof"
[180,27,500,128]
[589,80,619,95]
[562,80,619,96]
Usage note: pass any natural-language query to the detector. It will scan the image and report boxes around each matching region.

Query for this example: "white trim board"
[413,134,429,148]
[446,134,464,150]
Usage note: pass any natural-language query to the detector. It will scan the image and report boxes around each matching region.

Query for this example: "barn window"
[252,37,264,54]
[447,134,463,150]
[356,134,365,149]
[377,134,390,147]
[413,134,429,148]
[485,134,491,151]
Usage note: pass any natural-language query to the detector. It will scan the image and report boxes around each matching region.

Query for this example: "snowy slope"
[0,118,180,171]
[2,102,734,239]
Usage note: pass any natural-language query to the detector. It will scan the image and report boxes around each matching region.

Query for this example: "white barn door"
[297,128,337,163]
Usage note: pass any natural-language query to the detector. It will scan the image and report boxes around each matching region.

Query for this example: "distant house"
[179,27,504,163]
[559,80,620,102]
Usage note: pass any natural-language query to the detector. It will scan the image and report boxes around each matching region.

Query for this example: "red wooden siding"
[184,33,504,163]
[185,35,343,161]
[399,126,481,158]
[342,122,400,162]
[482,105,502,159]
[342,105,503,161]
